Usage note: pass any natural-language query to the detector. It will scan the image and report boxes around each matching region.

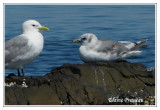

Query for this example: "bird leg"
[17,69,21,76]
[17,67,25,77]
[21,67,25,77]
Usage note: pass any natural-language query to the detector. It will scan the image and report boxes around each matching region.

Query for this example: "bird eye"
[32,24,36,27]
[82,38,86,40]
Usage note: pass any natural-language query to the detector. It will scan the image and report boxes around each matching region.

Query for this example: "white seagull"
[5,20,49,76]
[73,33,147,63]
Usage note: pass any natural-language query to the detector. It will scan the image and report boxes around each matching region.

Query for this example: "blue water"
[5,5,155,76]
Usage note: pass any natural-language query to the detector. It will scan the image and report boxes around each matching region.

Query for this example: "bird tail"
[130,39,148,50]
[121,50,143,59]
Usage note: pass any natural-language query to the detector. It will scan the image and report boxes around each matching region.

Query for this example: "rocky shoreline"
[5,61,155,105]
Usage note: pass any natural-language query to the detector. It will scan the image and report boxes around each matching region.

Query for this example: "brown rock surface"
[5,61,155,105]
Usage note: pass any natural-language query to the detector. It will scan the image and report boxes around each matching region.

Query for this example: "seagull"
[72,33,147,63]
[5,20,49,76]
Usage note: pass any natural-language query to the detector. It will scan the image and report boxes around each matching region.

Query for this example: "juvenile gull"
[73,33,147,63]
[5,20,49,76]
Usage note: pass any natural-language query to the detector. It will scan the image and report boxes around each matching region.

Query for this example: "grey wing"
[96,40,129,54]
[118,41,135,49]
[5,35,30,63]
[96,40,117,52]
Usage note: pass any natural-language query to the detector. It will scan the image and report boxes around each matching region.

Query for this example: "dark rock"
[5,61,155,105]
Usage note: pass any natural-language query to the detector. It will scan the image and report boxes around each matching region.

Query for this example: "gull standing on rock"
[72,33,147,63]
[5,20,49,76]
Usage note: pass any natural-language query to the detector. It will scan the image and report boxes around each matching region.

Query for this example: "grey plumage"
[73,33,147,62]
[5,35,30,66]
[5,20,49,76]
[96,40,129,54]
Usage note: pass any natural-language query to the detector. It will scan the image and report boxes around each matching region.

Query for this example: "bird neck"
[86,40,99,49]
[22,30,40,34]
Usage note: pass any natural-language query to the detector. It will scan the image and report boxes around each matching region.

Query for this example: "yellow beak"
[39,26,49,31]
[72,39,81,43]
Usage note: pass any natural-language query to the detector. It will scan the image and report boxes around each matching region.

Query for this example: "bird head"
[72,33,98,46]
[22,20,49,33]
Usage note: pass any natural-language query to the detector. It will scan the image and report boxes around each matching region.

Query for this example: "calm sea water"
[5,5,155,76]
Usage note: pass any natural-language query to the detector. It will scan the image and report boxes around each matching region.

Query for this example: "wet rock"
[5,61,155,105]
